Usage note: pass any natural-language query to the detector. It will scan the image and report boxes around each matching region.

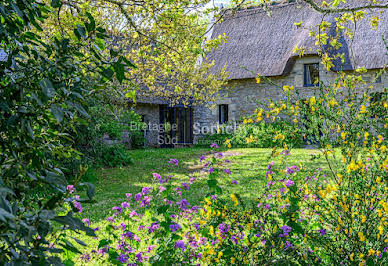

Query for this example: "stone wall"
[193,56,387,143]
[132,103,160,147]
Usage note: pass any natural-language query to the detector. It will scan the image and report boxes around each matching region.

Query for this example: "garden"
[1,0,387,265]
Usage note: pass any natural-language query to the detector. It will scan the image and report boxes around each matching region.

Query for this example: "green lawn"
[81,147,330,222]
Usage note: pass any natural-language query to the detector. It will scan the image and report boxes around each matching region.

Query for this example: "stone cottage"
[132,1,388,147]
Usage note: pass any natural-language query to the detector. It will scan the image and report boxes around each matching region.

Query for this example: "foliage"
[67,75,387,264]
[0,0,133,263]
[198,120,303,148]
[73,103,144,167]
[42,0,230,106]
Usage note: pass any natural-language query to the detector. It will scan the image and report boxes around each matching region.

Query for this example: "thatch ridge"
[208,1,388,80]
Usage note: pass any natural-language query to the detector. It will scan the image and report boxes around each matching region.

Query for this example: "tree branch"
[302,0,388,13]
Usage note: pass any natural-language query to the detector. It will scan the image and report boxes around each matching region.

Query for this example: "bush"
[74,104,144,167]
[197,120,303,148]
[61,70,387,265]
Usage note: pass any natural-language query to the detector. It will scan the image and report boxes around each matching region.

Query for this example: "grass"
[81,147,331,222]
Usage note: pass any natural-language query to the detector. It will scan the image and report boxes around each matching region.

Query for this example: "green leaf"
[51,104,64,123]
[75,25,86,39]
[85,12,96,32]
[98,239,112,249]
[40,79,55,98]
[80,182,95,200]
[53,212,96,237]
[113,62,125,83]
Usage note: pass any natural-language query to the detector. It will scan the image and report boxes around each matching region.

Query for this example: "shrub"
[197,120,303,148]
[74,104,144,167]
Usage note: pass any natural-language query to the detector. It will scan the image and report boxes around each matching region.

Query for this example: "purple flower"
[107,216,114,222]
[140,196,151,207]
[147,245,156,253]
[82,218,90,226]
[210,142,220,148]
[286,165,300,175]
[112,206,122,213]
[200,155,206,161]
[224,169,231,174]
[66,185,75,194]
[120,223,126,231]
[125,193,132,198]
[129,210,138,217]
[177,199,190,210]
[231,180,238,185]
[159,186,166,192]
[211,195,217,200]
[279,225,292,237]
[142,187,152,195]
[225,159,231,163]
[81,253,90,262]
[149,222,160,233]
[204,162,210,167]
[193,223,200,231]
[319,229,326,236]
[169,158,179,166]
[174,240,186,251]
[216,152,223,158]
[169,223,182,233]
[175,187,182,196]
[264,204,271,210]
[153,173,162,183]
[285,179,295,188]
[134,193,142,201]
[209,168,214,174]
[284,241,293,250]
[121,201,130,208]
[182,183,190,191]
[267,161,274,170]
[218,223,230,236]
[117,254,129,263]
[73,201,82,213]
[138,225,145,231]
[122,231,134,239]
[135,252,143,262]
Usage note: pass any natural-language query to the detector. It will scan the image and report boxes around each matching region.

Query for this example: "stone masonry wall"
[194,56,387,143]
[132,103,160,147]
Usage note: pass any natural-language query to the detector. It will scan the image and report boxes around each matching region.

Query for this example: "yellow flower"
[341,132,347,140]
[368,249,375,256]
[310,96,316,106]
[218,251,223,259]
[255,76,261,84]
[361,215,366,223]
[231,257,236,264]
[360,105,367,114]
[230,194,238,206]
[350,253,354,261]
[358,232,365,242]
[246,135,254,144]
[283,85,294,92]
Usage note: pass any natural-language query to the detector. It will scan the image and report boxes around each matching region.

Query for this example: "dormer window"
[304,63,319,87]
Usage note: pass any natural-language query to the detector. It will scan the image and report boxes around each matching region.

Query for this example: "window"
[218,104,228,124]
[304,63,319,87]
[375,75,382,83]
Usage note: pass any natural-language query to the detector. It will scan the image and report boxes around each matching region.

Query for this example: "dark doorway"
[159,105,193,147]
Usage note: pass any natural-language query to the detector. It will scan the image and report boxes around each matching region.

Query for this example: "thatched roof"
[208,1,388,80]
